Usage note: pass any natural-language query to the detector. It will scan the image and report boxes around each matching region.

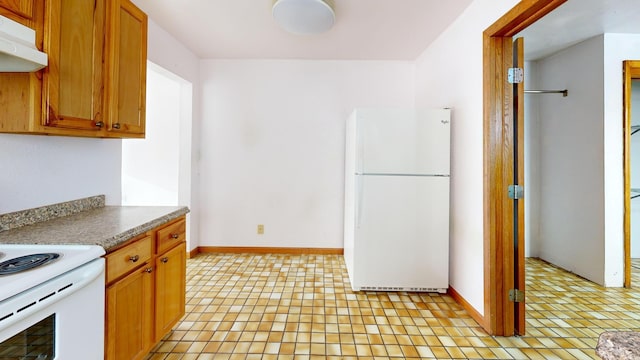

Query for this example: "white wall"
[632,80,640,257]
[0,18,201,254]
[603,34,640,282]
[528,33,640,286]
[145,19,201,251]
[0,135,121,213]
[122,64,181,206]
[146,20,200,85]
[199,59,415,249]
[414,0,520,315]
[535,36,606,285]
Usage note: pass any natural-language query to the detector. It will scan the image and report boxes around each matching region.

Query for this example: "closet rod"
[524,89,568,97]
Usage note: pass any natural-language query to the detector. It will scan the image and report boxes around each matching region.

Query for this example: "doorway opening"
[121,61,194,246]
[485,0,640,336]
[482,0,567,336]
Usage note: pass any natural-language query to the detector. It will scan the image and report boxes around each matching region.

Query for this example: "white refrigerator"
[343,108,450,293]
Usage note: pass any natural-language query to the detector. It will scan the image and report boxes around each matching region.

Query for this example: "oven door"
[0,258,105,359]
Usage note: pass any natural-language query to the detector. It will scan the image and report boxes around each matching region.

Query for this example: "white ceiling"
[518,0,640,60]
[130,0,474,60]
[131,0,640,62]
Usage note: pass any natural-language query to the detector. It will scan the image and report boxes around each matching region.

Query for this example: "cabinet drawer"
[156,218,185,255]
[106,235,152,283]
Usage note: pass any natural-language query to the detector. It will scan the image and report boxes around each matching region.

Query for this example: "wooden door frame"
[512,36,526,336]
[482,0,567,336]
[624,61,640,288]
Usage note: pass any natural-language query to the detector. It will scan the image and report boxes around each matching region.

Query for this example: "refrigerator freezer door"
[354,174,449,291]
[356,108,450,175]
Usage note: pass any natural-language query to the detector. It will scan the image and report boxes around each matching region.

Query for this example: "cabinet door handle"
[161,257,169,263]
[95,121,104,128]
[129,255,140,263]
[145,267,153,273]
[170,233,179,239]
[112,123,121,129]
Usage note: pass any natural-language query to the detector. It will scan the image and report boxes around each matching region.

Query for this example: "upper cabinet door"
[0,0,36,25]
[106,0,147,136]
[42,0,105,131]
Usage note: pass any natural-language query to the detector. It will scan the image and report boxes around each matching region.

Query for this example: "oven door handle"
[0,258,105,332]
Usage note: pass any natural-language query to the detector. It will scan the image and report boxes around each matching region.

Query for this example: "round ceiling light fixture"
[272,0,335,35]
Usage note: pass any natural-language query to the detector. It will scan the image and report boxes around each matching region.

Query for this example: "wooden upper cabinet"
[0,0,147,138]
[106,0,147,135]
[0,0,36,25]
[42,0,105,131]
[0,0,42,135]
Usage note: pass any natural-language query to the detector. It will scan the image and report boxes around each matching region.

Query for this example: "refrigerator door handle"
[356,175,364,229]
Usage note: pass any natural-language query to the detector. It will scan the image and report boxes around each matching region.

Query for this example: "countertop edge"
[0,203,190,253]
[101,207,190,252]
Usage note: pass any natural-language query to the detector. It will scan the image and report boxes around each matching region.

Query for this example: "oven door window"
[0,314,55,359]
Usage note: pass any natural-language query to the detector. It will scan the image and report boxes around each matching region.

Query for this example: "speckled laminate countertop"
[0,205,189,252]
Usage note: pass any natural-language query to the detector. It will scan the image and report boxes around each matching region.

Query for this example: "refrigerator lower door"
[353,174,449,292]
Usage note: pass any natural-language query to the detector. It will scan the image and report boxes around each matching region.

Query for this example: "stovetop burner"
[0,253,60,275]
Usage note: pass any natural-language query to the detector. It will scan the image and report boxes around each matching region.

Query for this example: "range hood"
[0,14,47,72]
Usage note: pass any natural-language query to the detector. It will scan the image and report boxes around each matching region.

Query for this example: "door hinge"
[509,289,525,303]
[508,185,523,200]
[508,67,524,84]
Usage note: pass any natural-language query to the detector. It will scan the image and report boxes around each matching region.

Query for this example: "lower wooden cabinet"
[105,216,187,360]
[155,242,186,342]
[106,264,154,360]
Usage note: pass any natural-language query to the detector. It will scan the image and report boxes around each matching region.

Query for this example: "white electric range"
[0,244,106,359]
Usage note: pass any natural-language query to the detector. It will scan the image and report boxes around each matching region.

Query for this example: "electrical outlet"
[257,224,264,235]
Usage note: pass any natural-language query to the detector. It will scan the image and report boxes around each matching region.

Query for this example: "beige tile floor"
[145,254,640,359]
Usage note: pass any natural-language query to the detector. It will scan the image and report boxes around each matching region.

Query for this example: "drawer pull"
[170,233,179,239]
[95,121,104,128]
[161,257,169,263]
[145,267,153,273]
[129,255,140,263]
[112,123,121,129]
